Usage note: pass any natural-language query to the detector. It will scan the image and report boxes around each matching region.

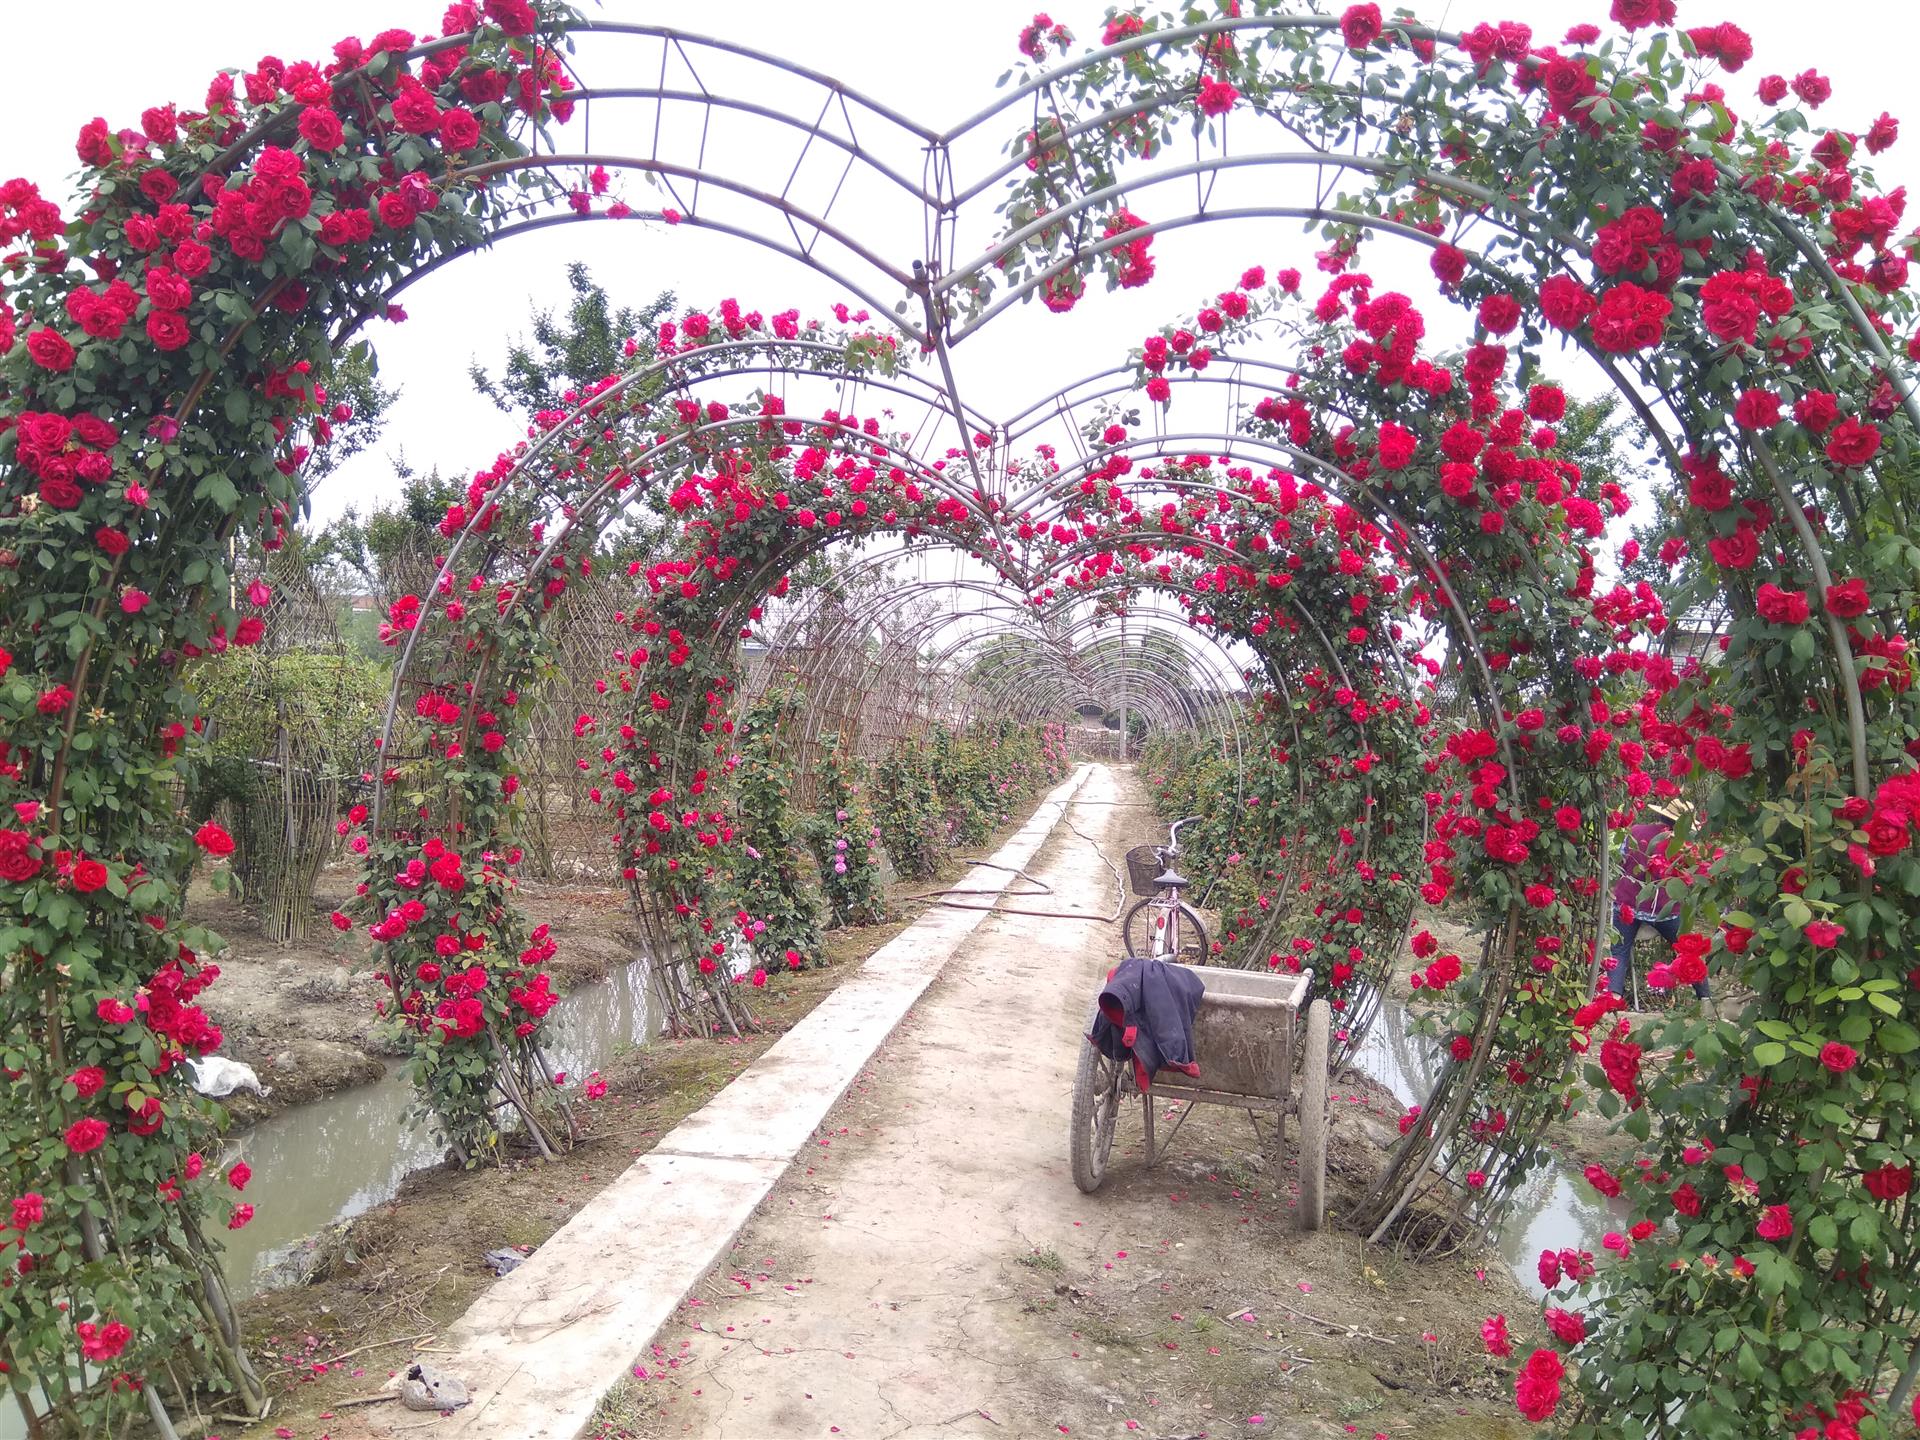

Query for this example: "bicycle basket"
[1124,845,1164,898]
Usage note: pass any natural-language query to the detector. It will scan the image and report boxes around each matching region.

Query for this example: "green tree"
[469,261,676,416]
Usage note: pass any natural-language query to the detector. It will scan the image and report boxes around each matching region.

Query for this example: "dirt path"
[622,765,1527,1439]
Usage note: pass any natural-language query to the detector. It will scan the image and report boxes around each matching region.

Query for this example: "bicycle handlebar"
[1168,816,1202,850]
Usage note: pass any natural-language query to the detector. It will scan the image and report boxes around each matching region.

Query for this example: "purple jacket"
[1612,821,1678,920]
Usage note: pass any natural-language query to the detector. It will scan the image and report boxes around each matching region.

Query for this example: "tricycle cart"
[1070,966,1331,1230]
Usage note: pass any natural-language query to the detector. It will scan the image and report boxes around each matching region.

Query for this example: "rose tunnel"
[3,3,1918,1436]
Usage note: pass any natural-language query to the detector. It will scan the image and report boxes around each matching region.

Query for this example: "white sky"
[4,0,1916,543]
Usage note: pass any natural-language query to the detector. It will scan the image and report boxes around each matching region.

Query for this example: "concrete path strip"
[361,764,1095,1440]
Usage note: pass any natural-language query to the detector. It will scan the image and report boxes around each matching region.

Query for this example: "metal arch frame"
[327,12,1909,518]
[709,540,1257,742]
[347,9,1819,957]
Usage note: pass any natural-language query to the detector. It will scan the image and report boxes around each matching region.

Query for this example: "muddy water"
[219,953,662,1296]
[1350,996,1625,1299]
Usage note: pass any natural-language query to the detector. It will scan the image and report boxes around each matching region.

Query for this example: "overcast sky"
[4,0,1916,538]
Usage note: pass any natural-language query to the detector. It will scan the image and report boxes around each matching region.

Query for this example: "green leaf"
[1753,1041,1788,1067]
[1878,1020,1920,1054]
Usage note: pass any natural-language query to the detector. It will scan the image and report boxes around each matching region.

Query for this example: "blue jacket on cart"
[1088,955,1204,1094]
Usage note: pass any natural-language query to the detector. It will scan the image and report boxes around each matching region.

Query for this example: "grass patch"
[1016,1245,1065,1273]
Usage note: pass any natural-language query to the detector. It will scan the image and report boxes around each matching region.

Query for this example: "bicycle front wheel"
[1121,897,1210,966]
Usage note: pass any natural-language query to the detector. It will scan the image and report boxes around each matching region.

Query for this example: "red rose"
[64,1118,109,1154]
[1610,0,1675,31]
[1590,283,1672,353]
[1477,294,1522,335]
[1826,417,1881,466]
[1734,388,1781,429]
[1791,69,1831,107]
[298,106,345,151]
[228,1203,255,1230]
[1671,1182,1702,1216]
[76,116,113,165]
[1515,1349,1564,1423]
[68,1066,106,1097]
[390,84,441,135]
[71,859,109,893]
[193,821,236,857]
[76,1319,131,1363]
[1524,385,1566,422]
[1544,1307,1587,1346]
[139,168,178,204]
[1375,422,1417,470]
[1757,1204,1793,1240]
[319,208,374,246]
[1758,74,1788,105]
[1755,582,1809,625]
[1430,244,1467,286]
[1195,77,1238,116]
[26,328,75,371]
[439,108,482,151]
[145,267,192,311]
[172,240,212,277]
[1805,920,1846,949]
[377,191,419,229]
[94,527,130,556]
[484,0,539,35]
[1866,813,1910,856]
[1340,3,1383,48]
[0,830,43,884]
[39,477,84,510]
[1822,578,1870,618]
[1541,55,1599,121]
[1820,1041,1859,1072]
[1706,526,1759,569]
[1863,1163,1912,1200]
[146,309,190,352]
[1793,389,1838,432]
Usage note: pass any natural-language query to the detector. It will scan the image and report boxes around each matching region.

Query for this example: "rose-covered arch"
[985,6,1920,1433]
[5,1,1920,1435]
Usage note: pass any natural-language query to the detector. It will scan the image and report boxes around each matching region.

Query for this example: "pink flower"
[1481,1313,1513,1357]
[1757,1204,1793,1241]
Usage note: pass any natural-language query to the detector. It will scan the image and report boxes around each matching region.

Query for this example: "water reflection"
[1351,996,1620,1297]
[219,953,660,1296]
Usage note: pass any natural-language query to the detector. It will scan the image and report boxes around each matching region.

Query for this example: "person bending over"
[1604,802,1711,1005]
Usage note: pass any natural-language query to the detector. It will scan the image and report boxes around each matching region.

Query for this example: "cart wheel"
[1297,999,1331,1232]
[1070,1040,1125,1193]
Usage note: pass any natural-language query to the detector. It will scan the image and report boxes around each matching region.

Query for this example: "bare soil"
[594,769,1539,1440]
